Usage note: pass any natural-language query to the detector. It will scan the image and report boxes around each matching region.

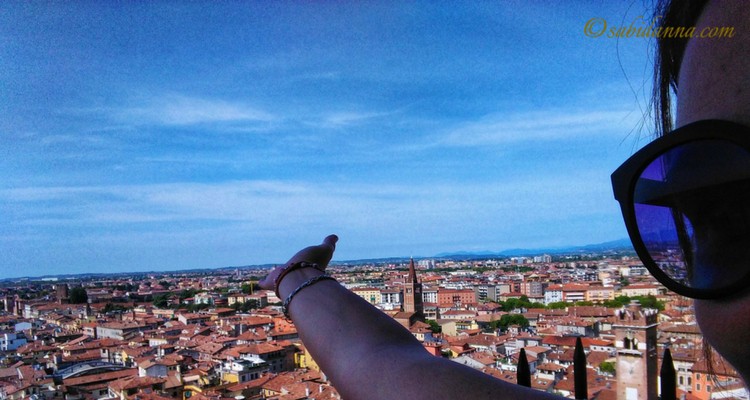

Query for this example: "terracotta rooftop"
[63,368,137,387]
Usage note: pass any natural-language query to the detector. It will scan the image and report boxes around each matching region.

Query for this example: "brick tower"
[403,258,424,318]
[55,283,69,304]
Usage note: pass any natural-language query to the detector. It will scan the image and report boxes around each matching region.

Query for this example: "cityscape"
[1,3,733,400]
[0,246,744,400]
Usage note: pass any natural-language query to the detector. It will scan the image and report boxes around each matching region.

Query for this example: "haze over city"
[2,3,656,279]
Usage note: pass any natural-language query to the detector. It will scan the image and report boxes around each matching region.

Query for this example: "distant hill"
[0,239,635,282]
[434,238,634,259]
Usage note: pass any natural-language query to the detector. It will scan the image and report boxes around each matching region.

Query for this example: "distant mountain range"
[0,238,635,282]
[434,238,635,259]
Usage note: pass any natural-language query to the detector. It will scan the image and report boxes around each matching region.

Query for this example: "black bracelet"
[273,261,323,298]
[282,274,336,318]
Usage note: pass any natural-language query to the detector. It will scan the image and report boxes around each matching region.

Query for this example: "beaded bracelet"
[282,274,336,318]
[273,261,324,298]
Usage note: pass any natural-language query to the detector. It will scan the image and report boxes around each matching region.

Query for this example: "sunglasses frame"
[612,119,750,299]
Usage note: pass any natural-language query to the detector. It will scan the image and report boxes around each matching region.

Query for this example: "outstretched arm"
[260,235,556,399]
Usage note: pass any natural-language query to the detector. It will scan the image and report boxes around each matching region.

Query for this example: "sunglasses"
[612,119,750,299]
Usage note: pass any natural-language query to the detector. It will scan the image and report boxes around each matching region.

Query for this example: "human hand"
[259,234,338,290]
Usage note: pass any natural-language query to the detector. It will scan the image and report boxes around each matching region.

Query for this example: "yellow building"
[352,287,382,305]
[619,284,663,297]
[294,344,321,372]
[228,293,268,308]
[586,285,615,303]
[441,320,479,336]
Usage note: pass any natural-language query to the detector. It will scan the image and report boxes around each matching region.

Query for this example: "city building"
[614,301,659,400]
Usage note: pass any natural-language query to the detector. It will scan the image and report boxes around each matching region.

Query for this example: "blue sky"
[1,2,658,279]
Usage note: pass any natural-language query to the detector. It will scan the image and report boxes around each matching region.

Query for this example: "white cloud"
[436,109,641,147]
[115,94,275,126]
[3,173,614,230]
[322,110,392,127]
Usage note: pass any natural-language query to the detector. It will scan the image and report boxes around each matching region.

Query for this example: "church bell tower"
[403,258,424,319]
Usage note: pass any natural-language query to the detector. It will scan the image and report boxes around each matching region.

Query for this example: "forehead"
[676,1,750,127]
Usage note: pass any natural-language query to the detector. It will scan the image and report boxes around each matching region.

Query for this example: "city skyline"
[0,238,636,281]
[2,3,656,279]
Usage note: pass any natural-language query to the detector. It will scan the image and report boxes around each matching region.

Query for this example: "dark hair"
[653,0,709,136]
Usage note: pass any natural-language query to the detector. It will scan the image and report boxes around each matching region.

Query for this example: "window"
[707,385,712,392]
[697,384,701,391]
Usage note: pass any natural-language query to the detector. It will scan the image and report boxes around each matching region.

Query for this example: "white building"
[193,292,215,305]
[422,286,438,303]
[544,286,564,305]
[219,355,268,383]
[379,289,402,311]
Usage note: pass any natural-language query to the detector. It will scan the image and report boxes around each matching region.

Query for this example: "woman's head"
[652,0,750,379]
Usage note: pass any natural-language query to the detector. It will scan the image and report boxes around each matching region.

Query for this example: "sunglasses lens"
[633,139,750,291]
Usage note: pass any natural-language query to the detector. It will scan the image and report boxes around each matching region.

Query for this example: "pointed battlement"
[613,300,658,328]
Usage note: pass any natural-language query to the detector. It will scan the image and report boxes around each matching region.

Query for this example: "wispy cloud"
[113,94,276,126]
[3,173,614,230]
[436,109,638,147]
[321,110,395,127]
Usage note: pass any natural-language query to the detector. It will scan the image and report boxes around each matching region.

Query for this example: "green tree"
[426,319,442,333]
[69,287,88,304]
[615,295,631,303]
[114,283,135,292]
[603,296,630,308]
[179,289,197,300]
[153,294,170,309]
[634,295,665,311]
[501,314,529,329]
[502,298,532,312]
[546,301,568,309]
[490,314,529,330]
[599,361,616,375]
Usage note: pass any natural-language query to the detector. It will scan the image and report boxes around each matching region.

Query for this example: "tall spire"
[408,258,419,283]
